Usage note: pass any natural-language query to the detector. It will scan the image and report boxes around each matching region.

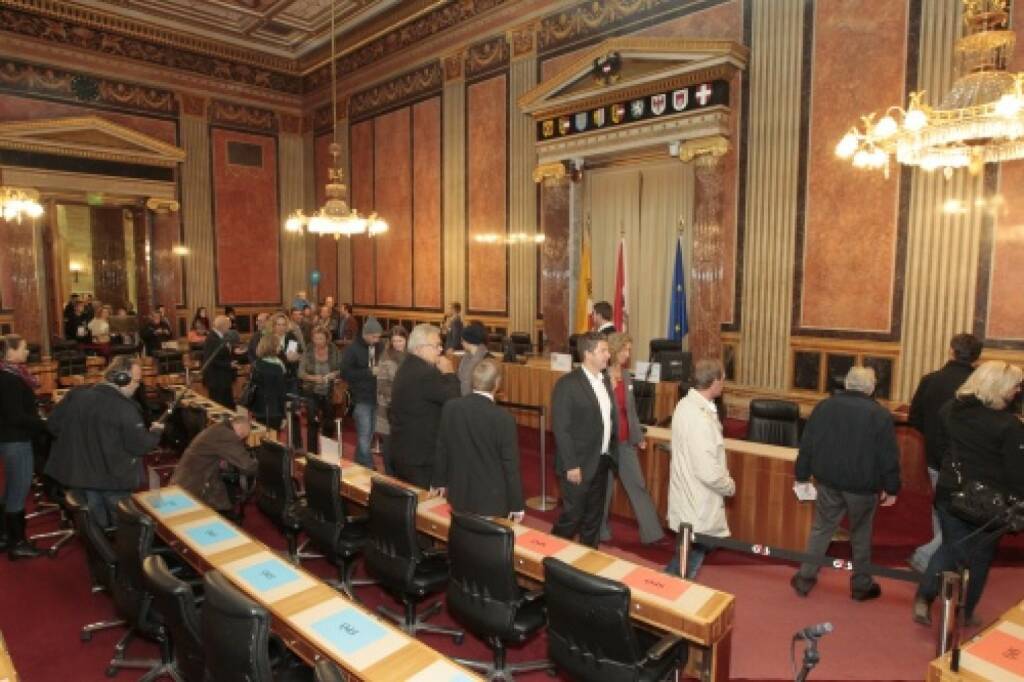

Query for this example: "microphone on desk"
[793,622,833,641]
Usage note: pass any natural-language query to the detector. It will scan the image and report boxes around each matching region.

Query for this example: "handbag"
[948,447,1023,532]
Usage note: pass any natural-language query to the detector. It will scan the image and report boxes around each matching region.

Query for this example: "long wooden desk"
[133,485,481,682]
[928,598,1024,681]
[629,428,815,553]
[294,453,736,681]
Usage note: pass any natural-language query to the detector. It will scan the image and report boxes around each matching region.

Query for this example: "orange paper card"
[428,503,451,518]
[621,566,690,601]
[515,530,570,556]
[965,628,1024,677]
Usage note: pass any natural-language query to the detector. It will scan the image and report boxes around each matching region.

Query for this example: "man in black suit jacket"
[906,332,981,572]
[202,315,236,409]
[431,359,525,520]
[592,300,616,334]
[550,332,618,547]
[389,323,460,487]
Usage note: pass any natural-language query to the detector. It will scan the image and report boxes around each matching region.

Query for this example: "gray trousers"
[600,441,665,544]
[798,484,878,592]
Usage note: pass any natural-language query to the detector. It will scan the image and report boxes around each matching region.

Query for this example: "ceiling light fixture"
[0,169,44,223]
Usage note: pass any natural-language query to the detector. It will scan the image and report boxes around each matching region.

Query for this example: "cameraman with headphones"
[46,356,163,528]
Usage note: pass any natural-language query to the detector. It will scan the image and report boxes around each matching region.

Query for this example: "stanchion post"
[938,571,962,658]
[677,522,693,579]
[286,399,295,453]
[526,407,558,511]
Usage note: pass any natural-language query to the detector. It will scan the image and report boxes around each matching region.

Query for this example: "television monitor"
[652,350,693,383]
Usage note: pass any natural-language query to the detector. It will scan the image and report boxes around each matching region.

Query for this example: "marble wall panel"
[0,93,177,143]
[412,97,442,310]
[540,180,571,351]
[799,1,907,333]
[210,127,280,305]
[633,0,742,40]
[150,208,182,329]
[90,207,129,309]
[349,119,376,305]
[466,73,508,314]
[313,132,339,304]
[373,107,414,307]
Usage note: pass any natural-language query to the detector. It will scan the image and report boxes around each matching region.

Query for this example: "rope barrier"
[691,532,923,584]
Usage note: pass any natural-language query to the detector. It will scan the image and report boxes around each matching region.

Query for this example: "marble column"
[537,164,572,352]
[507,25,539,336]
[1,208,47,346]
[147,199,182,333]
[279,132,308,303]
[442,50,467,309]
[681,136,729,363]
[130,205,152,317]
[179,100,216,316]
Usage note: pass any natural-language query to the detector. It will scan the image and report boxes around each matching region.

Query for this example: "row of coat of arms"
[539,82,718,140]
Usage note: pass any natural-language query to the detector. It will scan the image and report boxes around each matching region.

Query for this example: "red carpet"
[2,421,1022,681]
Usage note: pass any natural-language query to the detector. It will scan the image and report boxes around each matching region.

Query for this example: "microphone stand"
[795,637,821,682]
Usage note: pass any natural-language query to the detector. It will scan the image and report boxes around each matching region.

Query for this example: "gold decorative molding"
[678,135,729,162]
[349,63,443,120]
[146,197,180,213]
[208,100,278,134]
[465,35,510,79]
[443,50,466,82]
[180,93,206,117]
[508,22,538,59]
[532,161,567,184]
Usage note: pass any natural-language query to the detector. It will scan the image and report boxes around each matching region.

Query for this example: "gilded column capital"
[678,135,730,163]
[179,93,207,118]
[443,50,466,82]
[146,198,180,213]
[507,22,538,60]
[533,161,568,184]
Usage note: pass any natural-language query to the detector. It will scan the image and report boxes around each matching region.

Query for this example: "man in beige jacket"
[665,359,735,578]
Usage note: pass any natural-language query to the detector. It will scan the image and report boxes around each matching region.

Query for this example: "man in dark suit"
[389,323,460,487]
[431,359,525,521]
[592,300,616,334]
[202,315,236,409]
[906,332,982,572]
[550,332,618,547]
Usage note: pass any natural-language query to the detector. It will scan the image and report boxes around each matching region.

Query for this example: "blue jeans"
[665,540,707,580]
[352,402,376,469]
[79,489,131,530]
[0,441,34,513]
[916,498,1001,618]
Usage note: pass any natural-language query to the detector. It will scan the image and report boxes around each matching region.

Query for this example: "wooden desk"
[927,598,1024,681]
[632,428,815,553]
[492,358,677,430]
[294,453,736,681]
[133,486,481,682]
[0,630,17,682]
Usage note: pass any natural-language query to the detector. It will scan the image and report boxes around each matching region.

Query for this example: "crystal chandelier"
[836,0,1024,178]
[283,0,387,239]
[0,168,44,223]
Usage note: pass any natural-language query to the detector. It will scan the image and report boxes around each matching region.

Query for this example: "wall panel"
[466,74,508,314]
[349,119,376,305]
[798,1,908,333]
[211,127,280,305]
[373,107,413,307]
[412,97,443,309]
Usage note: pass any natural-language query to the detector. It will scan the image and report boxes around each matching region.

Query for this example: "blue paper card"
[311,607,388,655]
[237,559,300,592]
[145,492,196,514]
[184,521,238,547]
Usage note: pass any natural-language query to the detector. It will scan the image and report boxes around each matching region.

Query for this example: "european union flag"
[667,238,688,341]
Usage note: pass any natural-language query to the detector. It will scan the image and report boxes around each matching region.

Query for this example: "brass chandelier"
[836,0,1024,178]
[0,168,44,223]
[283,0,387,239]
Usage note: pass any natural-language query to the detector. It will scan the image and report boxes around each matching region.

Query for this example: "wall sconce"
[172,244,190,256]
[69,261,83,283]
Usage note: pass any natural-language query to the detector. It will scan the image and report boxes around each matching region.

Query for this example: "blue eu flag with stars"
[667,238,688,341]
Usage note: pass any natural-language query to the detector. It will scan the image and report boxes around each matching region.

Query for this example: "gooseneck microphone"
[793,622,834,641]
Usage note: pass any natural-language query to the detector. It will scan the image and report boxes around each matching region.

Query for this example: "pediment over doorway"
[0,116,185,167]
[520,37,747,164]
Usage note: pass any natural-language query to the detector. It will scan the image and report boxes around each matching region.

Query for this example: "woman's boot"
[6,512,42,560]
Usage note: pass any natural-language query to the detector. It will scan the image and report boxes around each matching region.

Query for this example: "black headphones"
[106,364,133,387]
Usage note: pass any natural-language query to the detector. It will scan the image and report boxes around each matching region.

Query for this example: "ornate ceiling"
[66,0,406,58]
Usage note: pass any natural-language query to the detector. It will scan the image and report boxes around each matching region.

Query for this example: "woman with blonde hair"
[599,332,665,545]
[248,332,287,431]
[914,360,1024,626]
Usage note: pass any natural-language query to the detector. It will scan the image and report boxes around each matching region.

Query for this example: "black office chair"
[447,512,550,679]
[65,491,125,641]
[109,498,174,679]
[542,557,687,682]
[154,349,185,375]
[143,554,205,682]
[363,480,463,642]
[255,440,317,564]
[509,332,532,355]
[746,399,800,447]
[299,455,375,599]
[312,659,345,682]
[201,570,313,682]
